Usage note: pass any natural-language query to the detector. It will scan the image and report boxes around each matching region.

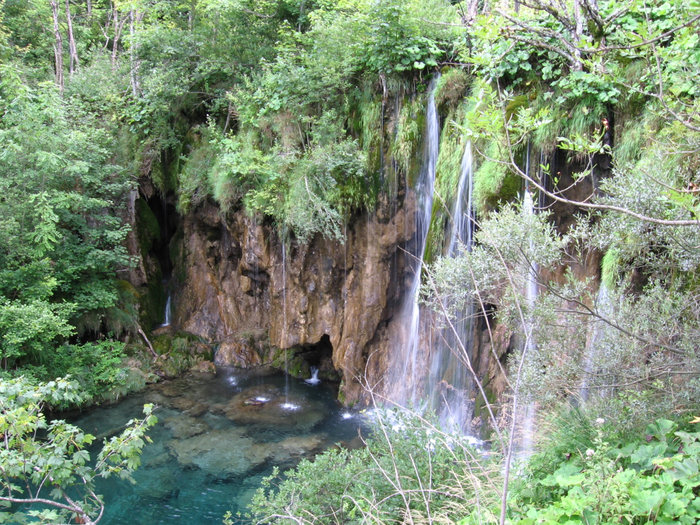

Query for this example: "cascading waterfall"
[518,144,539,456]
[447,142,476,256]
[163,291,172,327]
[580,281,612,402]
[389,74,440,408]
[428,141,476,431]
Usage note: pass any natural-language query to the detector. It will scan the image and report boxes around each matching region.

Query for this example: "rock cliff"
[166,191,417,405]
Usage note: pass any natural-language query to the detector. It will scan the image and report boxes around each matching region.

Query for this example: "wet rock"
[171,396,199,412]
[184,401,209,418]
[212,385,325,430]
[172,197,414,406]
[190,360,216,375]
[142,390,171,408]
[270,434,326,463]
[215,338,262,367]
[155,381,190,398]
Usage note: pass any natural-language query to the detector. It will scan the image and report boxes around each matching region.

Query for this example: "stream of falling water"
[281,241,290,407]
[580,281,612,402]
[428,141,476,432]
[162,291,172,327]
[343,218,348,311]
[519,143,538,456]
[388,74,440,409]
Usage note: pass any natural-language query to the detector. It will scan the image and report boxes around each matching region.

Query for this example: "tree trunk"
[129,10,143,97]
[65,0,79,75]
[572,0,584,71]
[111,8,127,69]
[50,0,64,93]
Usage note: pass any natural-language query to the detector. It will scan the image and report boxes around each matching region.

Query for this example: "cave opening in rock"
[143,192,180,328]
[297,334,337,380]
[145,193,179,278]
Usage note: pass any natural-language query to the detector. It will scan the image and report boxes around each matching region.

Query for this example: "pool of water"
[71,367,363,524]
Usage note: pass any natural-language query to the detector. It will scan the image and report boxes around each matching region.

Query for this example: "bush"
[248,409,501,523]
[511,416,700,524]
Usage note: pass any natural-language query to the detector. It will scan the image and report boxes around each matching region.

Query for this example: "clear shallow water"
[71,367,363,524]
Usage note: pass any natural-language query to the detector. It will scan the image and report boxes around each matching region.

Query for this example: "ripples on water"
[71,367,363,524]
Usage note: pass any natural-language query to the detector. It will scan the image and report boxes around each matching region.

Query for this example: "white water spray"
[305,367,321,386]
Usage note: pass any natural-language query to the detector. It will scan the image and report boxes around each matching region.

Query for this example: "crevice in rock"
[145,193,179,278]
[296,334,337,381]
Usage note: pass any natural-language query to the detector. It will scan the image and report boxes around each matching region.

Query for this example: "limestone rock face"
[170,195,414,405]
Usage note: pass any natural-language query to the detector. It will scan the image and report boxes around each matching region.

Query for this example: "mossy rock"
[169,227,187,284]
[149,332,213,378]
[472,382,498,441]
[474,153,521,216]
[435,68,470,110]
[267,346,310,379]
[139,277,166,331]
[136,198,161,256]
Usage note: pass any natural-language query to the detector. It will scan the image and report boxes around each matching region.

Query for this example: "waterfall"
[158,280,172,328]
[518,145,538,456]
[305,367,321,385]
[428,141,476,431]
[281,241,291,407]
[447,142,475,256]
[580,281,612,402]
[163,292,172,327]
[389,74,440,409]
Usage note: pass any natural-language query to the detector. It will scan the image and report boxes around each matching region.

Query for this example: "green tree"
[0,376,157,524]
[0,69,133,371]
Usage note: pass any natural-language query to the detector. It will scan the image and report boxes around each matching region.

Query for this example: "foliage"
[0,73,133,372]
[0,376,156,524]
[362,0,457,76]
[249,409,501,523]
[511,416,700,524]
[391,96,425,177]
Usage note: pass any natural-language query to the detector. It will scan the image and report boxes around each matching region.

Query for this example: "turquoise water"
[71,367,363,524]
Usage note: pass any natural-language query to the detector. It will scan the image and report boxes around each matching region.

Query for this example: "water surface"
[73,367,362,524]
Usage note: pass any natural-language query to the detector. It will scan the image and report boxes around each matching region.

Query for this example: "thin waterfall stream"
[280,241,298,411]
[519,143,539,456]
[580,280,613,402]
[159,284,172,328]
[389,74,440,409]
[429,141,476,432]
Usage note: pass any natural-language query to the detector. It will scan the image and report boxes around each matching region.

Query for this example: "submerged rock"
[270,434,327,464]
[167,428,271,478]
[211,385,325,430]
[163,415,211,439]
